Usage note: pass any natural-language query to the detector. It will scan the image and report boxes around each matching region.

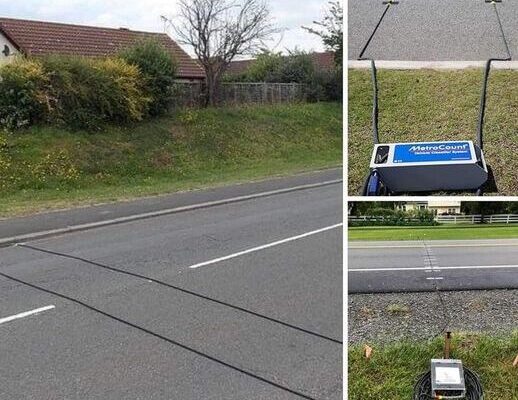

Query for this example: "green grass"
[0,102,342,217]
[348,224,518,241]
[348,68,518,195]
[348,332,518,400]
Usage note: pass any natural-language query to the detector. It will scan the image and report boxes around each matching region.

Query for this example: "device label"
[435,367,462,384]
[393,142,472,163]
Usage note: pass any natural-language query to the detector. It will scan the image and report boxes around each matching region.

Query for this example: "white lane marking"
[0,305,55,326]
[189,223,343,269]
[349,264,518,272]
[350,242,518,249]
[426,277,444,280]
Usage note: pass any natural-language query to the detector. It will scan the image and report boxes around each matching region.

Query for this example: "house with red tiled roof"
[225,51,337,77]
[0,17,205,81]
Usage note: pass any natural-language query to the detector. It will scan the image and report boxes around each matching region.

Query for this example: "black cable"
[491,0,512,61]
[0,270,318,400]
[369,60,380,144]
[421,240,451,340]
[357,1,395,145]
[357,2,393,60]
[413,368,484,400]
[417,243,484,399]
[17,243,342,344]
[477,1,512,150]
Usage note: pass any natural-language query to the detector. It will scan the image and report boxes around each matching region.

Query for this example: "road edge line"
[0,179,342,247]
[348,60,518,70]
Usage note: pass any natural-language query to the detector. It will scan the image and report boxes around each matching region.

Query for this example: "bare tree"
[170,0,278,106]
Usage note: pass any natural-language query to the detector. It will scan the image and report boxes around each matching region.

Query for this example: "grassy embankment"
[0,102,342,217]
[348,332,518,400]
[348,69,518,195]
[348,224,518,241]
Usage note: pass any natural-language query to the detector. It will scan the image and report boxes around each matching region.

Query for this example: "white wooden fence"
[436,214,518,224]
[348,216,426,223]
[349,214,518,224]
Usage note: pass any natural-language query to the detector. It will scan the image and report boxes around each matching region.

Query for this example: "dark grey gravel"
[348,289,518,344]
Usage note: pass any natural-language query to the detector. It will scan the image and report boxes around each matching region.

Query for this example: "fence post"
[507,214,510,224]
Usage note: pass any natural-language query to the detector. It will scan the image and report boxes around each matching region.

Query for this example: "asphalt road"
[0,168,342,243]
[0,182,342,399]
[348,239,518,293]
[348,0,518,61]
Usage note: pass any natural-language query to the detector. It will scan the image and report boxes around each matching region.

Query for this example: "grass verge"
[348,332,518,400]
[348,68,518,195]
[348,224,518,241]
[0,102,342,217]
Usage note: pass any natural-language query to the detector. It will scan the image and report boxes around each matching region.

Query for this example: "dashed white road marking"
[0,305,55,326]
[189,223,343,269]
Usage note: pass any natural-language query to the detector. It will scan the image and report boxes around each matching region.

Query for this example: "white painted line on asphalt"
[349,264,518,272]
[1,178,342,247]
[189,223,343,269]
[426,277,444,280]
[0,305,55,326]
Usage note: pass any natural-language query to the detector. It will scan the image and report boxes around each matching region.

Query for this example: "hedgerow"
[0,47,172,130]
[0,58,49,129]
[41,55,150,130]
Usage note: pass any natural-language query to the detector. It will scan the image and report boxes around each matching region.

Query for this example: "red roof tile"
[225,58,255,75]
[309,51,336,71]
[0,17,205,79]
[226,51,337,76]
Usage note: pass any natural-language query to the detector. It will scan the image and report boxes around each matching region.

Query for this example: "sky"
[0,0,331,57]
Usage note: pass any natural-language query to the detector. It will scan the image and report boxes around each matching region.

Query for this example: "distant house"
[397,201,462,215]
[0,17,205,81]
[225,51,337,77]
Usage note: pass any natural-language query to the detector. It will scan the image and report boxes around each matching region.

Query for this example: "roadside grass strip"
[0,102,342,217]
[348,224,518,241]
[348,332,518,400]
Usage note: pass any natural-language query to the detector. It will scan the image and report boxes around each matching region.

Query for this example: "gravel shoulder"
[348,289,518,344]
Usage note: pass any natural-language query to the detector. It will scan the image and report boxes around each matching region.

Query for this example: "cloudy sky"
[0,0,331,57]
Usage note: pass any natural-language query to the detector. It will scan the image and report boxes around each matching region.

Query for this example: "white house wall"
[0,31,19,64]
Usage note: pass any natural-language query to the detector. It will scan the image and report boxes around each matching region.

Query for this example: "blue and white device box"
[370,140,477,167]
[369,140,487,192]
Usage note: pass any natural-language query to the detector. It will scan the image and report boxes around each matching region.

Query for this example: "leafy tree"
[349,201,395,216]
[119,39,177,116]
[303,1,343,68]
[240,51,284,81]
